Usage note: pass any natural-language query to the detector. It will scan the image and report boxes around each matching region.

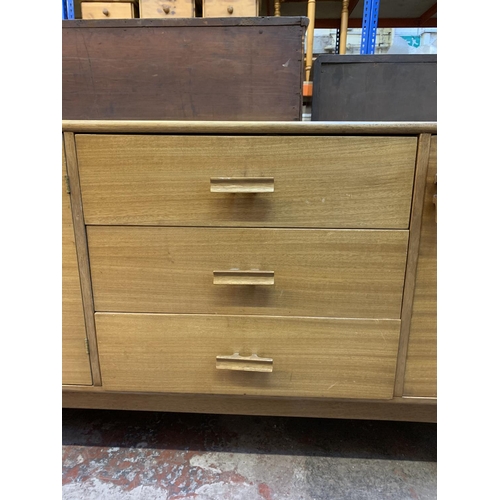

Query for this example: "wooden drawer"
[81,2,136,19]
[88,227,408,319]
[76,135,417,228]
[95,313,401,399]
[139,0,194,18]
[203,0,258,17]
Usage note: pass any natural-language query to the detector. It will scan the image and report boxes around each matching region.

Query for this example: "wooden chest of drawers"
[62,121,437,422]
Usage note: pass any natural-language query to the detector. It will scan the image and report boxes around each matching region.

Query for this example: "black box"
[311,54,437,121]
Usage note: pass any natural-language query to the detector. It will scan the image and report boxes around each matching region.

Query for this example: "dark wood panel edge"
[62,16,309,28]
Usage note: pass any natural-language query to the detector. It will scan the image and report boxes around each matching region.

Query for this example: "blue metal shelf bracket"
[360,0,380,54]
[63,0,75,19]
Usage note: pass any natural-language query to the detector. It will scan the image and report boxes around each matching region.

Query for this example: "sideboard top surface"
[62,120,437,135]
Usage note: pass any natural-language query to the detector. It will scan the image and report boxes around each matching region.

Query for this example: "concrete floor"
[62,409,436,499]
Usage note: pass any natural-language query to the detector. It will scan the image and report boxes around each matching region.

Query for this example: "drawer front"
[76,135,417,228]
[96,313,401,399]
[140,0,194,18]
[203,0,258,17]
[81,2,135,19]
[88,227,408,319]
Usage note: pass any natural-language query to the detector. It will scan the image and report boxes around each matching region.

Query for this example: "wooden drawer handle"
[210,177,274,193]
[216,353,273,372]
[213,270,274,285]
[102,8,109,16]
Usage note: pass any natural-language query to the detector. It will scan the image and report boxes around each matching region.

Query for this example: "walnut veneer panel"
[88,227,409,319]
[62,144,92,385]
[62,19,305,121]
[76,135,417,228]
[404,136,437,397]
[96,313,401,399]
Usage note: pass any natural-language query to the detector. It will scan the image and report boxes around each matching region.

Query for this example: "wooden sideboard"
[62,121,437,422]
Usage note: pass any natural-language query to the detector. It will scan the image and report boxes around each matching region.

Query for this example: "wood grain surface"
[76,135,417,228]
[62,389,437,422]
[63,120,437,134]
[64,133,102,385]
[62,18,305,120]
[87,227,409,319]
[63,17,308,27]
[139,0,194,18]
[203,0,258,17]
[95,313,401,399]
[393,134,431,396]
[404,135,437,397]
[81,2,135,18]
[62,142,92,386]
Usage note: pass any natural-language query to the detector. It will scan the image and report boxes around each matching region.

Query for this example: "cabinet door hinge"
[65,175,71,194]
[84,337,90,355]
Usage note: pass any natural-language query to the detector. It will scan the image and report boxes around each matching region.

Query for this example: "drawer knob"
[210,177,274,193]
[102,8,109,16]
[216,353,273,372]
[162,5,170,14]
[213,270,274,286]
[227,6,234,14]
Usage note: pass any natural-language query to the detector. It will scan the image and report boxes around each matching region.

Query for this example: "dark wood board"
[62,17,307,121]
[311,55,437,122]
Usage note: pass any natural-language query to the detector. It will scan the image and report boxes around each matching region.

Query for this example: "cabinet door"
[404,136,437,397]
[62,142,92,385]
